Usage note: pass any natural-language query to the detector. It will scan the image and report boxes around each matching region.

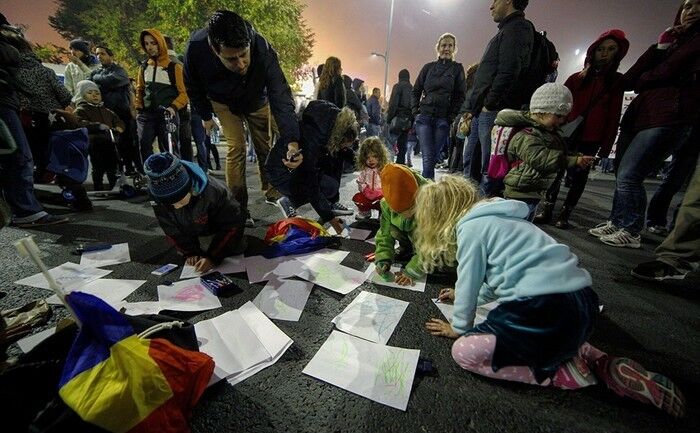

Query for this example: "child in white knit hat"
[491,83,596,221]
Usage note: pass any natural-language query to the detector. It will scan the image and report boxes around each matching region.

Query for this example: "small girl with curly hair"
[352,136,390,219]
[416,175,685,417]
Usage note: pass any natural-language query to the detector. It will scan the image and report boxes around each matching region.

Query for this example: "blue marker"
[77,243,112,254]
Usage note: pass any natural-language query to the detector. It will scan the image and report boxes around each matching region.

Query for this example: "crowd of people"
[0,0,698,420]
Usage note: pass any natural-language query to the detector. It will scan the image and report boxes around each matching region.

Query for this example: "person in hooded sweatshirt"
[144,152,246,274]
[72,80,125,191]
[535,30,629,229]
[387,69,413,165]
[419,175,686,418]
[135,28,189,162]
[590,0,700,248]
[64,39,99,98]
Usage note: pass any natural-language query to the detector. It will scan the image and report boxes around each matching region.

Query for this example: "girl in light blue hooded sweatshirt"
[416,175,685,418]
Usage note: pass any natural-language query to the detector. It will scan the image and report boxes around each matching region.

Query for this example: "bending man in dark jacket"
[387,69,413,165]
[184,10,300,223]
[460,0,534,192]
[145,152,246,273]
[264,100,358,234]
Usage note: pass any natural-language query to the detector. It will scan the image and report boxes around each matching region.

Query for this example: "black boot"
[533,202,554,224]
[554,206,573,229]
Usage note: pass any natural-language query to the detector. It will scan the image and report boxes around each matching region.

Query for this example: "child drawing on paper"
[417,176,685,417]
[352,137,390,220]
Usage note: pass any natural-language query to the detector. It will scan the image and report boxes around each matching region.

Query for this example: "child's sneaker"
[552,356,598,390]
[647,225,669,236]
[599,229,641,248]
[275,196,297,219]
[356,210,371,220]
[597,356,686,418]
[331,202,354,216]
[588,221,618,237]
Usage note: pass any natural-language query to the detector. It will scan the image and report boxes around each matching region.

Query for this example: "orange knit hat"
[380,163,418,212]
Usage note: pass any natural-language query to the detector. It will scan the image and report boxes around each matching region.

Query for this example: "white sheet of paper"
[368,265,426,292]
[157,278,222,312]
[16,326,56,353]
[474,301,499,325]
[79,243,131,267]
[15,262,112,291]
[252,278,313,321]
[195,302,293,386]
[179,255,245,279]
[226,302,294,385]
[46,279,145,309]
[332,291,409,344]
[431,299,454,322]
[303,330,419,411]
[121,301,163,316]
[296,256,368,295]
[244,249,350,283]
[330,226,373,240]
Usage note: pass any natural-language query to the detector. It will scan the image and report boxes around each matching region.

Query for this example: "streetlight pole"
[383,0,395,99]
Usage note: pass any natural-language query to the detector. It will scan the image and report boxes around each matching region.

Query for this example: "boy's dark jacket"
[184,22,300,147]
[152,161,245,264]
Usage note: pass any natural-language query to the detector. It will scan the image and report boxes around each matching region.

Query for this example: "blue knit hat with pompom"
[144,153,192,205]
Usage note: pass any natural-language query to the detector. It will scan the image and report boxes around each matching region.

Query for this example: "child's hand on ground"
[185,256,201,266]
[394,271,414,286]
[194,257,214,273]
[438,288,455,303]
[425,318,459,339]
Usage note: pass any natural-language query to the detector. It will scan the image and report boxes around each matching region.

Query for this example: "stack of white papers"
[244,249,349,283]
[332,291,409,344]
[368,265,427,292]
[15,262,112,290]
[79,243,131,267]
[46,279,145,310]
[252,278,314,321]
[303,331,420,411]
[195,302,293,385]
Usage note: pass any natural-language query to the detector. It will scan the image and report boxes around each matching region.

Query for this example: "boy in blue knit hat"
[144,152,246,273]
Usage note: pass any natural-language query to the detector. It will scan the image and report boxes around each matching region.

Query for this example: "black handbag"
[389,115,411,134]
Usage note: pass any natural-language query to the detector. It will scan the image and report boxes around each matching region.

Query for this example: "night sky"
[2,0,683,94]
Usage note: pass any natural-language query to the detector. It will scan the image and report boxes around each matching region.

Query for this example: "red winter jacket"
[564,29,629,158]
[621,14,700,132]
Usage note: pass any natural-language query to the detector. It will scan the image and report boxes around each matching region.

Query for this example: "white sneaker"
[588,221,618,238]
[599,229,641,249]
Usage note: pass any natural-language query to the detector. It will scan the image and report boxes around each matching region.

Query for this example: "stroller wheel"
[121,184,136,198]
[62,189,76,202]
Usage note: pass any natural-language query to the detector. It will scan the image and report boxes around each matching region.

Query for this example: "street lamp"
[371,0,395,98]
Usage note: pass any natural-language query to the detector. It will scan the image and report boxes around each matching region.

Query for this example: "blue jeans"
[610,126,693,236]
[0,107,47,222]
[646,127,698,228]
[514,197,540,222]
[191,111,210,169]
[462,114,488,183]
[415,114,450,179]
[475,110,499,195]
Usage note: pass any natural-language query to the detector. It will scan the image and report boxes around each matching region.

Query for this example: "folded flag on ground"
[264,217,339,258]
[58,291,214,433]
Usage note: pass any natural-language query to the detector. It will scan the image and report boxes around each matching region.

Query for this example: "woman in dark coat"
[316,56,346,109]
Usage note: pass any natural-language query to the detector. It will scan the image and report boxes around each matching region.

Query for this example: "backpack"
[516,28,558,108]
[486,125,526,180]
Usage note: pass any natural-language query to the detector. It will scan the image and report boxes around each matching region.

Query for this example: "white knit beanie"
[529,83,573,116]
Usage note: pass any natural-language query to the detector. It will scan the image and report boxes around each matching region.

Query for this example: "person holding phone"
[264,100,358,234]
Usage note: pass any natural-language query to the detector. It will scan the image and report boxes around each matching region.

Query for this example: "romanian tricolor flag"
[264,217,337,258]
[58,292,214,433]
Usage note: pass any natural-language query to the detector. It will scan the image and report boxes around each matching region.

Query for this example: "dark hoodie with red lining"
[621,5,700,132]
[563,29,629,158]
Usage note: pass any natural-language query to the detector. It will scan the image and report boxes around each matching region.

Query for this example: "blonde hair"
[414,175,481,273]
[356,136,390,171]
[318,56,342,91]
[435,33,458,59]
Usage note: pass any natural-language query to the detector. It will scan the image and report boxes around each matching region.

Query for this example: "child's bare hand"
[425,318,459,338]
[576,156,596,168]
[194,257,214,273]
[185,256,201,266]
[394,271,414,286]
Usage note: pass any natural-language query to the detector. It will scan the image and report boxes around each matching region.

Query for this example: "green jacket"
[497,110,578,199]
[374,170,429,279]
